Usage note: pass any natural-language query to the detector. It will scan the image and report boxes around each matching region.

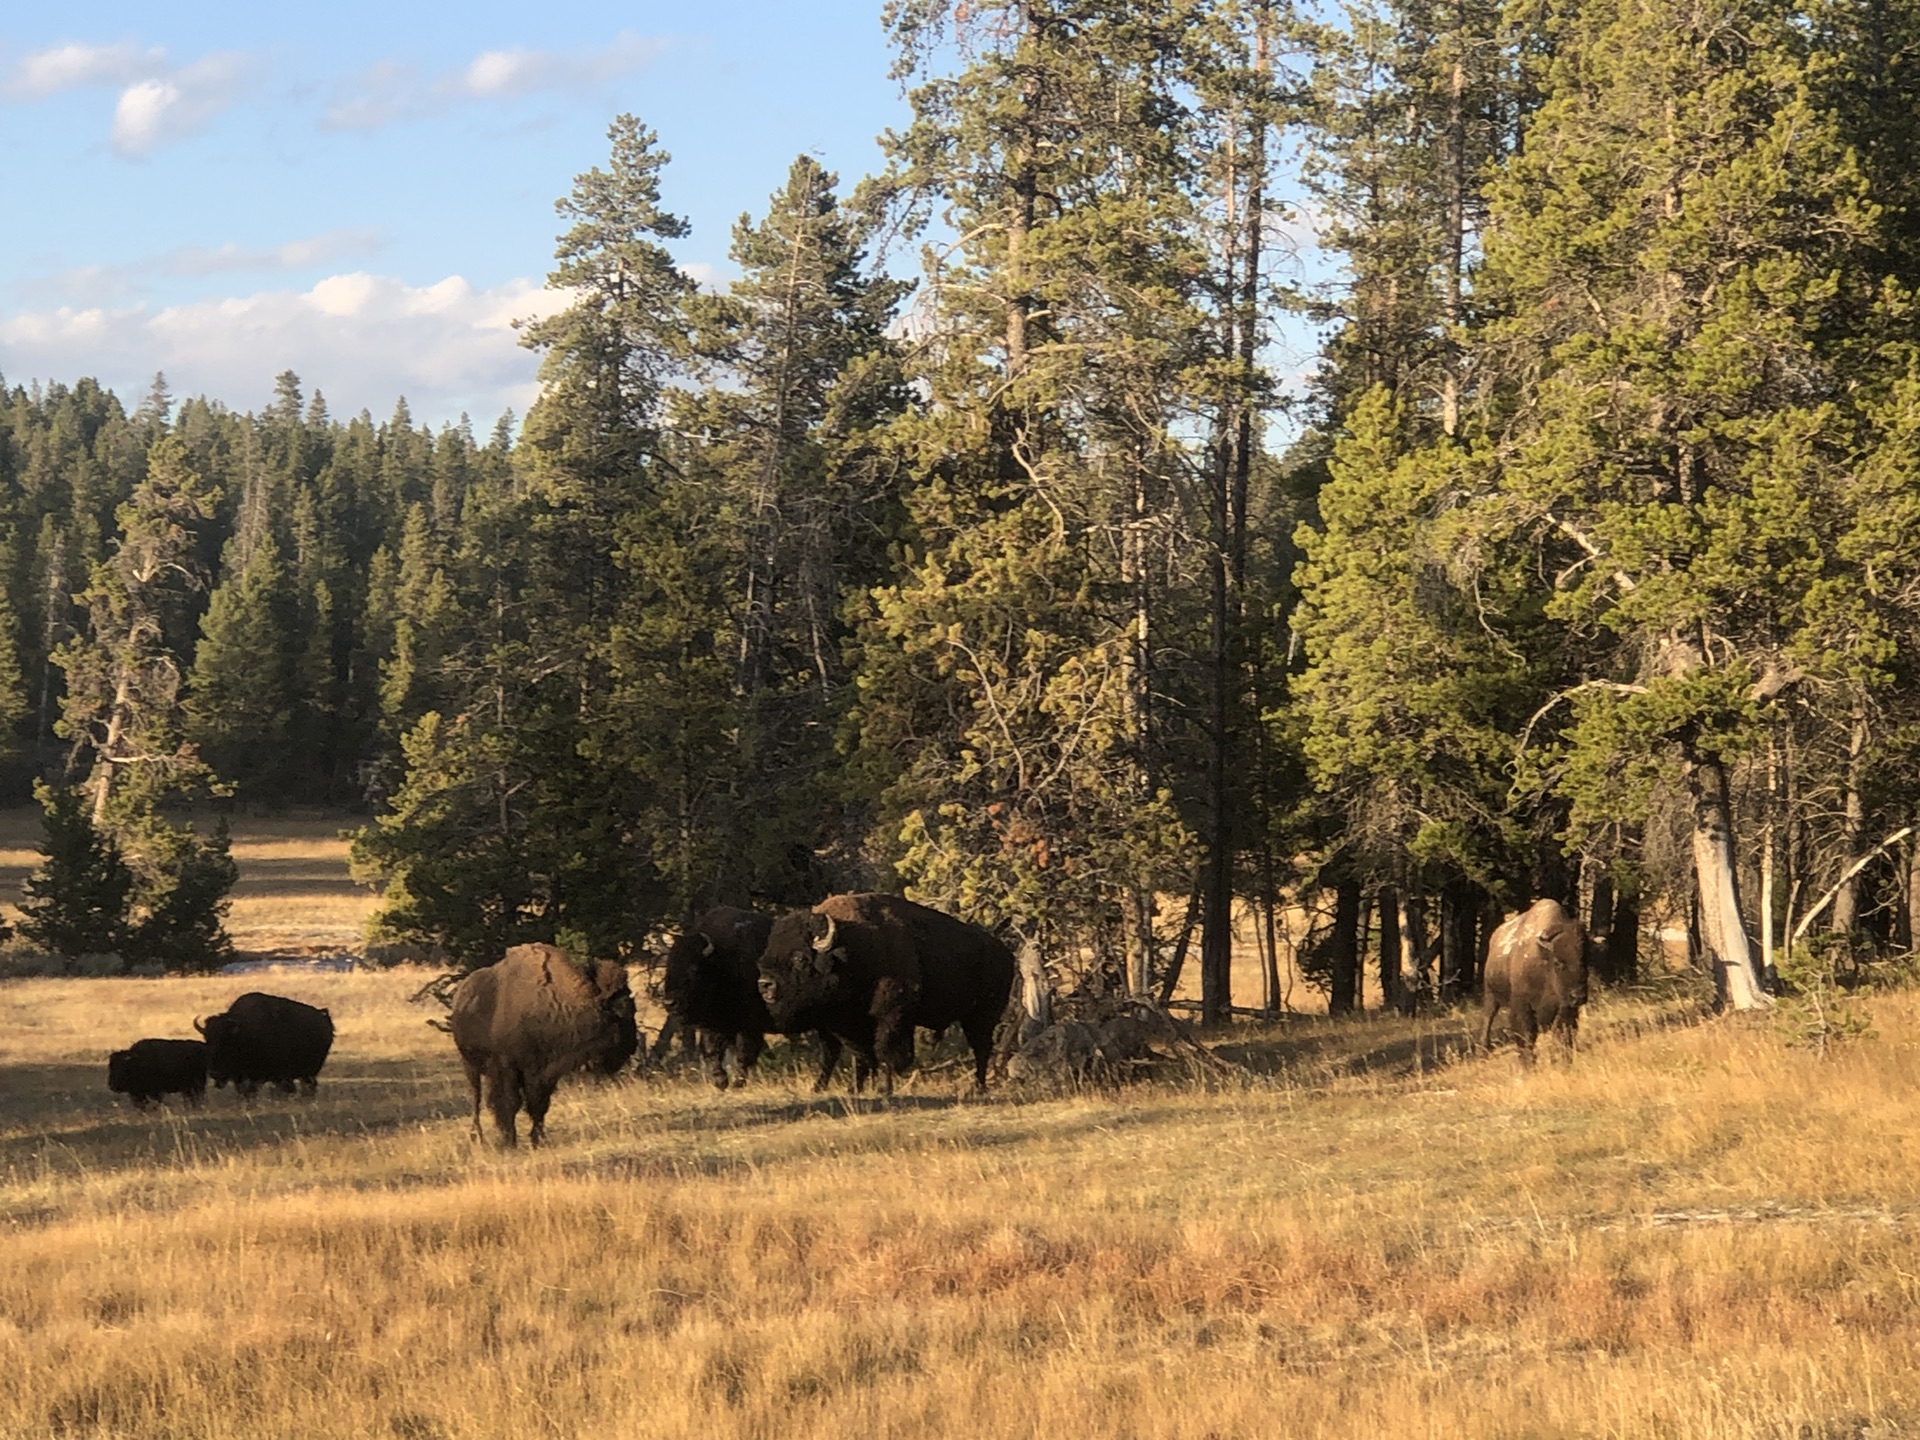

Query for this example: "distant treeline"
[9,0,1920,1014]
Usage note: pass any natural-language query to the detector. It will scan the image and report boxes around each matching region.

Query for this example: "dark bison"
[756,893,1016,1096]
[1480,898,1589,1065]
[107,1038,207,1108]
[194,992,334,1097]
[662,905,848,1091]
[448,944,638,1146]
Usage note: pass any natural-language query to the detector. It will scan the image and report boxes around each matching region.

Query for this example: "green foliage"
[18,782,130,959]
[120,817,238,973]
[1774,937,1877,1056]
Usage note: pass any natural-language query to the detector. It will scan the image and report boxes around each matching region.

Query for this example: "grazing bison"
[107,1038,207,1108]
[448,944,638,1146]
[661,905,848,1090]
[756,893,1016,1096]
[195,992,334,1097]
[1480,898,1589,1065]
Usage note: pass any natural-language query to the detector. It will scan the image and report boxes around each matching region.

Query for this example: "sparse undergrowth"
[4,968,1920,1438]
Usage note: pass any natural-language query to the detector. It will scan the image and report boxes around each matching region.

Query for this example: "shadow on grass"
[0,1058,469,1179]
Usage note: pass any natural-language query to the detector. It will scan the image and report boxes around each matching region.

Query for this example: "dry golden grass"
[5,963,1920,1438]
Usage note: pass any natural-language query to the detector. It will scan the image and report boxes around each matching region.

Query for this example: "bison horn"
[811,914,837,953]
[192,1016,206,1035]
[701,935,715,958]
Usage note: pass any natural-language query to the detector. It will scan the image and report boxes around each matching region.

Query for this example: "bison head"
[757,909,845,1027]
[1534,924,1589,1010]
[587,960,640,1075]
[106,1048,134,1094]
[193,1014,239,1088]
[660,931,715,1020]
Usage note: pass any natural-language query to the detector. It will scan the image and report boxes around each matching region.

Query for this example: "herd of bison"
[99,892,1591,1146]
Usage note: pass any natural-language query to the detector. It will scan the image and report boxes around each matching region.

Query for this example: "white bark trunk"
[1688,757,1772,1010]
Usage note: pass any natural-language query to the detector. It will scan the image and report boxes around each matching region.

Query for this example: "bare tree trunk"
[1157,881,1205,1007]
[1329,877,1361,1016]
[1587,867,1615,982]
[1687,752,1772,1009]
[1260,845,1282,1017]
[1831,691,1868,935]
[1906,839,1920,957]
[1398,891,1428,1014]
[1377,887,1402,1013]
[1610,880,1641,984]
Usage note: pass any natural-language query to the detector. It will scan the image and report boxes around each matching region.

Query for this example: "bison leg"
[185,1086,205,1109]
[1553,1010,1580,1064]
[962,1012,998,1094]
[236,1078,261,1100]
[1479,996,1503,1053]
[274,1079,297,1095]
[811,1034,844,1093]
[1513,1008,1540,1068]
[488,1067,523,1147]
[462,1061,486,1141]
[731,1032,765,1086]
[696,1028,731,1090]
[524,1078,557,1147]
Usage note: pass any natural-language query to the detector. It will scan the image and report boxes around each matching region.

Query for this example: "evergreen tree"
[17,782,131,960]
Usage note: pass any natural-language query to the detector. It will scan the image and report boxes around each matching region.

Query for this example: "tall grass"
[4,967,1920,1437]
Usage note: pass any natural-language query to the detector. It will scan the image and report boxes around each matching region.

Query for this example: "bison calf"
[1480,898,1589,1066]
[449,944,638,1147]
[107,1038,207,1108]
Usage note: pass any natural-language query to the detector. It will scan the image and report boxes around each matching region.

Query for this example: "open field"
[6,965,1920,1438]
[0,806,380,955]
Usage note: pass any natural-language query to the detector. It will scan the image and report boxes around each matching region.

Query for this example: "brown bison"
[194,992,334,1097]
[448,944,638,1146]
[661,905,848,1091]
[1480,898,1589,1065]
[107,1038,207,1107]
[756,893,1016,1096]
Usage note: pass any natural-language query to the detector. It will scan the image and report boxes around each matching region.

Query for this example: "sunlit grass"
[5,962,1920,1437]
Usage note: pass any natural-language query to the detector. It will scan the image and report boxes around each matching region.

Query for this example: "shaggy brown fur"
[448,945,638,1146]
[756,894,1016,1096]
[1481,898,1590,1066]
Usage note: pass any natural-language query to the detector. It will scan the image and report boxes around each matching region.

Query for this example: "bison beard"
[661,905,847,1091]
[448,944,638,1146]
[1480,898,1590,1065]
[755,893,1016,1097]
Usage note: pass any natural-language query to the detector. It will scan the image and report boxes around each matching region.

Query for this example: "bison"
[756,893,1016,1096]
[1480,898,1589,1065]
[195,992,334,1097]
[107,1038,207,1108]
[661,905,848,1091]
[448,944,638,1146]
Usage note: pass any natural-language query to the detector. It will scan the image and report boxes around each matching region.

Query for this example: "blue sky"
[0,1,909,427]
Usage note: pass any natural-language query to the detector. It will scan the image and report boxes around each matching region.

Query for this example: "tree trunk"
[1906,839,1920,957]
[1831,691,1868,935]
[1587,868,1616,982]
[1329,877,1361,1016]
[1610,880,1641,984]
[1157,880,1205,1007]
[1377,887,1401,1013]
[1398,891,1428,1013]
[1686,752,1772,1009]
[1439,879,1476,1003]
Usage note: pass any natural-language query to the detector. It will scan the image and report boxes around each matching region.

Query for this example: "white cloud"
[165,228,386,276]
[7,40,163,98]
[324,34,665,132]
[0,272,574,424]
[110,52,248,155]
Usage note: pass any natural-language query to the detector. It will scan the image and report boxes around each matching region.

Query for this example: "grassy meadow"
[6,949,1920,1438]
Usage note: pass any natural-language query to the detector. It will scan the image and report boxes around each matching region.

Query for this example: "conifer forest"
[8,0,1920,1017]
